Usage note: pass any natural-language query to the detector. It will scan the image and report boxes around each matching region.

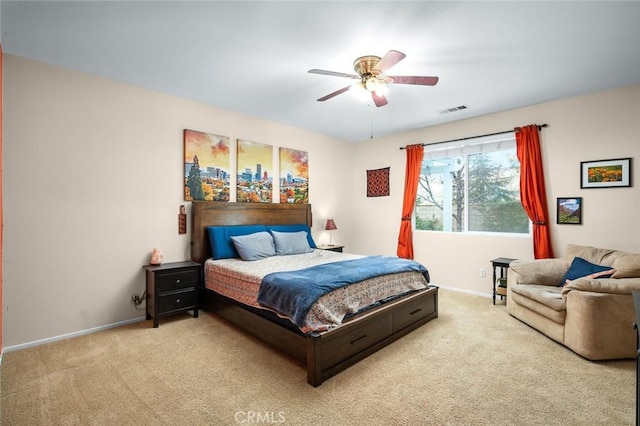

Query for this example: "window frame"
[414,134,531,235]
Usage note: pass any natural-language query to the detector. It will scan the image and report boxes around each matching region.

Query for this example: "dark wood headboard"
[191,201,313,264]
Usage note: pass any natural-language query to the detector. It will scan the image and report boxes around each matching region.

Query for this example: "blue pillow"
[207,225,268,259]
[560,257,615,286]
[271,230,313,256]
[230,232,276,261]
[268,224,317,249]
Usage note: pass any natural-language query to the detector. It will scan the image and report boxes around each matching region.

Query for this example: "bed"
[191,201,438,386]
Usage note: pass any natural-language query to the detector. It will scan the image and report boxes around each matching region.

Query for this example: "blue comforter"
[257,256,430,327]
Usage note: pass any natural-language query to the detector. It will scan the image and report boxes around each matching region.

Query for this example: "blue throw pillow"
[207,225,268,259]
[271,230,313,256]
[560,257,615,286]
[268,224,317,249]
[230,232,276,261]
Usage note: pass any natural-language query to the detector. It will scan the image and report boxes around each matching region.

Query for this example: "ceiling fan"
[308,50,438,107]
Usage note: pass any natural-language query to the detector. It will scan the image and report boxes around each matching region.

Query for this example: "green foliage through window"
[415,140,530,234]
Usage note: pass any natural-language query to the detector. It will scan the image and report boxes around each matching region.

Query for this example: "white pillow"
[271,231,313,256]
[230,232,276,261]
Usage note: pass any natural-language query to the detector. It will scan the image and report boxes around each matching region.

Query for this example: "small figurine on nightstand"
[150,247,164,265]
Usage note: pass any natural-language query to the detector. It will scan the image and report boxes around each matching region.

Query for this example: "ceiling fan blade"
[388,75,439,86]
[308,69,359,79]
[371,92,388,107]
[372,50,406,75]
[317,86,351,102]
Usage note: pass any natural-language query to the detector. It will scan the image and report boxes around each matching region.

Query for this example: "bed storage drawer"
[318,314,392,368]
[392,290,437,332]
[157,268,199,293]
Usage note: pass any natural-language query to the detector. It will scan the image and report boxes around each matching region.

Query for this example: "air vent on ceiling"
[439,104,468,114]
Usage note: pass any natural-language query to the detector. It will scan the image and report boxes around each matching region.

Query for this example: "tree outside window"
[415,143,529,234]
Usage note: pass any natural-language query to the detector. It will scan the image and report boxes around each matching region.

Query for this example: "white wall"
[2,55,354,348]
[350,85,640,294]
[3,53,639,348]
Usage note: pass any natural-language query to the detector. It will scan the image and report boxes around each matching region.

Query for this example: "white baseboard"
[3,316,147,353]
[432,283,493,299]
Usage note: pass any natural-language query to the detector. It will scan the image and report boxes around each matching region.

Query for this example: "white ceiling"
[2,1,639,141]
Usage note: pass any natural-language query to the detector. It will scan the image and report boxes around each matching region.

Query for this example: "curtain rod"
[399,123,548,150]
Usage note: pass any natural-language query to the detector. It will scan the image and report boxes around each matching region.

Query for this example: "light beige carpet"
[1,289,635,425]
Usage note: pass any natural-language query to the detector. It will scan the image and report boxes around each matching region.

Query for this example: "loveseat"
[506,244,640,360]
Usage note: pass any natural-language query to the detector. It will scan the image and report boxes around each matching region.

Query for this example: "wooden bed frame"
[191,201,438,386]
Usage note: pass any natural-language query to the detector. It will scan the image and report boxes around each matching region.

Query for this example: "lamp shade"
[325,219,337,231]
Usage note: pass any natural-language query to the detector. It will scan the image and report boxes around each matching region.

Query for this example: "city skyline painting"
[237,139,273,203]
[279,147,308,204]
[184,129,230,201]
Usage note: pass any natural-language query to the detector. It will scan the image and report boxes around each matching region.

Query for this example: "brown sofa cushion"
[510,285,566,325]
[509,259,567,286]
[511,284,565,311]
[610,253,640,278]
[562,277,640,296]
[564,244,615,265]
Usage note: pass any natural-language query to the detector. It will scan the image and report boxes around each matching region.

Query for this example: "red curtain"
[397,144,424,259]
[516,125,554,259]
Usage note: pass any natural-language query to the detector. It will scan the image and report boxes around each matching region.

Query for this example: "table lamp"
[325,219,337,246]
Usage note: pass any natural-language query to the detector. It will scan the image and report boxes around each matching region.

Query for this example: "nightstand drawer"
[158,289,196,313]
[157,268,198,293]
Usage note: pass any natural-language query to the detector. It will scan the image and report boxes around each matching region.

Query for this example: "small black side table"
[491,257,516,305]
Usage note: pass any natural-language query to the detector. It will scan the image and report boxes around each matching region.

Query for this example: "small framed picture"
[557,197,582,225]
[580,157,632,188]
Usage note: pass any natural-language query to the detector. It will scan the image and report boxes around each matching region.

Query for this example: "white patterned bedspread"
[204,250,428,333]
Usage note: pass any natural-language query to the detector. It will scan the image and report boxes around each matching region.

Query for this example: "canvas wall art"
[184,129,230,201]
[279,148,309,203]
[237,139,273,203]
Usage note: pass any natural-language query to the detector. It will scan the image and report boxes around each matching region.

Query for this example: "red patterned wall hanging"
[367,167,390,197]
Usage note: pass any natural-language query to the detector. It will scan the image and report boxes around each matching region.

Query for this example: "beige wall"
[350,85,640,293]
[3,53,639,348]
[2,55,354,348]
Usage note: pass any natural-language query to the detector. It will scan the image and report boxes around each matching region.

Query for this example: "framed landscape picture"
[557,197,582,225]
[580,158,632,188]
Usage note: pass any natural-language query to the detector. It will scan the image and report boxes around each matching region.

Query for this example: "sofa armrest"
[561,277,640,297]
[507,258,568,286]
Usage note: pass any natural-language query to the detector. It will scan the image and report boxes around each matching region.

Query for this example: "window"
[415,134,530,234]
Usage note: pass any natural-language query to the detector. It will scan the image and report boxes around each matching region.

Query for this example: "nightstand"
[144,261,200,327]
[317,245,344,253]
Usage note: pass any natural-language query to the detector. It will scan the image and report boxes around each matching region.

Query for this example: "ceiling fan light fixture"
[310,50,438,107]
[350,82,370,100]
[364,76,388,96]
[364,76,377,92]
[374,83,388,96]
